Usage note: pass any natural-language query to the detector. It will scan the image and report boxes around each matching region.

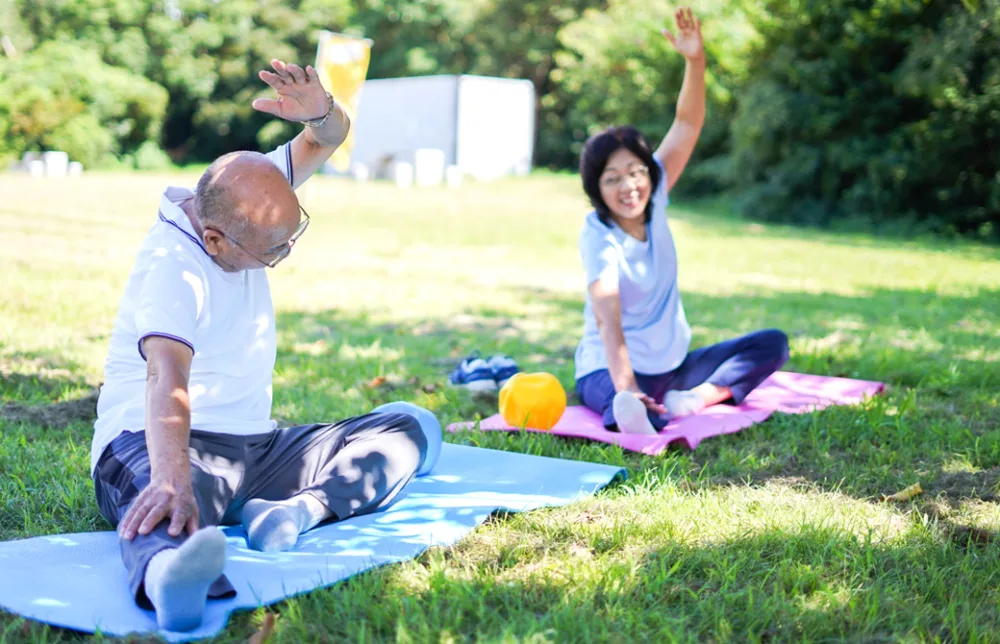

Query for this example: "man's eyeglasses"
[212,205,310,268]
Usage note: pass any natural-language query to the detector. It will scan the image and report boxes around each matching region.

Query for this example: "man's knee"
[371,402,444,476]
[376,411,428,469]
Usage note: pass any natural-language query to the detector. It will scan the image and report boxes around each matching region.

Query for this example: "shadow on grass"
[0,345,98,429]
[518,283,1000,519]
[273,306,585,430]
[273,282,999,518]
[520,284,999,388]
[276,520,999,642]
[1,279,997,641]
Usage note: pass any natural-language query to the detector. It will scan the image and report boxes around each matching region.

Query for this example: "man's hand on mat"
[631,390,667,416]
[119,476,199,540]
[662,7,704,63]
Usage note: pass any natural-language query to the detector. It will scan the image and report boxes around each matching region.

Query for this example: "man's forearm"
[289,102,351,187]
[304,101,350,149]
[145,370,193,484]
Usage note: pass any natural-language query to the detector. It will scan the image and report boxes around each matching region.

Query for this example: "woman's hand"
[630,390,667,416]
[662,7,704,63]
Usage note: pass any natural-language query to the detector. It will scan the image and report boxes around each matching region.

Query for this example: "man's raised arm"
[252,59,351,188]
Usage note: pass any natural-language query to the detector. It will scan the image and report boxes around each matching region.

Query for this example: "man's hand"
[253,59,335,124]
[254,58,351,164]
[662,7,704,63]
[119,474,199,540]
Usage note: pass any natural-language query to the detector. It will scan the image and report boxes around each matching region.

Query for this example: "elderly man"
[91,59,435,632]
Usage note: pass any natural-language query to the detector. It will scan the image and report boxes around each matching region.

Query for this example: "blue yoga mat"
[0,443,624,641]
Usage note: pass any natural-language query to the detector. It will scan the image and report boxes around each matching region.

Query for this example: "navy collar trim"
[158,210,210,257]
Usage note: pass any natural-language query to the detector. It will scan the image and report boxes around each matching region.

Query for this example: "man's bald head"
[194,151,300,246]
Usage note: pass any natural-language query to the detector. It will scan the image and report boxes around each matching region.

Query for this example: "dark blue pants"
[576,329,790,431]
[93,413,427,608]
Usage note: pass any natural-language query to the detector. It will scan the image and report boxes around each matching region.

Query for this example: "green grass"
[1,169,999,642]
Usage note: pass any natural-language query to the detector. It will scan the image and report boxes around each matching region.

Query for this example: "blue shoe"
[487,354,519,387]
[448,352,497,393]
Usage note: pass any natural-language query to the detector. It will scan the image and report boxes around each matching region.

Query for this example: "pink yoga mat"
[447,372,886,455]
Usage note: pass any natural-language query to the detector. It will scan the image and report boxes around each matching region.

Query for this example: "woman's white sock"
[612,391,657,435]
[663,389,705,418]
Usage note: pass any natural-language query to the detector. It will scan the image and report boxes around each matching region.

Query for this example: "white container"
[414,148,445,186]
[68,162,83,177]
[445,165,463,188]
[392,161,413,189]
[22,151,41,170]
[43,151,69,178]
[28,160,45,178]
[350,162,369,182]
[351,75,535,182]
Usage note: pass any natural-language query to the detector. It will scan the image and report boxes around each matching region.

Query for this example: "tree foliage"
[731,0,999,237]
[1,0,996,237]
[0,39,167,168]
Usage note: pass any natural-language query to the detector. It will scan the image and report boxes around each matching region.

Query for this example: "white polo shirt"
[91,145,294,474]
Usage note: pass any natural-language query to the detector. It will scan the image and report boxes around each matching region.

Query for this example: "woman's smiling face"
[598,147,652,223]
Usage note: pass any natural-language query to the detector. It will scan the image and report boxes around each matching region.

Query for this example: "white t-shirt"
[574,158,692,379]
[91,145,294,473]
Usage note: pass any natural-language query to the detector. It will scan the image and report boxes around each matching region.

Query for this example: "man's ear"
[202,228,225,256]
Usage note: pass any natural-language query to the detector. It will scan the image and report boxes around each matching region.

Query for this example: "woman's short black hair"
[580,125,662,227]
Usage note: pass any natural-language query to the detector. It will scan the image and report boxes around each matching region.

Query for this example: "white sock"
[241,494,331,552]
[144,527,227,632]
[663,389,706,419]
[612,391,657,435]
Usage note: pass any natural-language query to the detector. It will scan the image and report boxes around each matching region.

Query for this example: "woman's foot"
[664,383,732,418]
[663,390,705,418]
[612,391,658,435]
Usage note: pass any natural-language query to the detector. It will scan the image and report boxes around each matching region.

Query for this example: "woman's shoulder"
[580,210,614,235]
[579,211,616,245]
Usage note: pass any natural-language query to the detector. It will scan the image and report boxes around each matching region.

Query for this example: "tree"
[547,0,752,187]
[15,0,154,73]
[146,0,354,160]
[349,0,478,79]
[10,0,355,162]
[0,39,167,167]
[731,0,999,238]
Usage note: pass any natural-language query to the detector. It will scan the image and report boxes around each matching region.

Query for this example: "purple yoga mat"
[447,372,886,455]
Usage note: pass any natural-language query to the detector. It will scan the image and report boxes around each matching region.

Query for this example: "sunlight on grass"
[2,169,999,641]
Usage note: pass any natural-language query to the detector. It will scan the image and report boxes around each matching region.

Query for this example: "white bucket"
[392,161,414,189]
[445,165,463,189]
[350,163,370,182]
[43,151,69,178]
[414,148,445,187]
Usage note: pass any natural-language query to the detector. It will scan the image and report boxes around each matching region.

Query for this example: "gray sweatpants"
[92,412,427,608]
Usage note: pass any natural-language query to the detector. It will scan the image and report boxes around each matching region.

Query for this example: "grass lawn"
[1,168,999,642]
